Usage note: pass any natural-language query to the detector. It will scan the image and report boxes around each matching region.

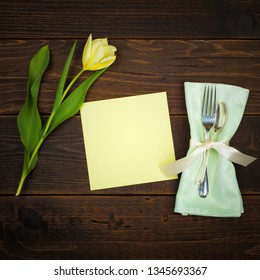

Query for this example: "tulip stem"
[60,69,85,104]
[16,171,27,196]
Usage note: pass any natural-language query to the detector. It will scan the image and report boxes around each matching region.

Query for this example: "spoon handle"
[199,167,209,197]
[198,129,210,198]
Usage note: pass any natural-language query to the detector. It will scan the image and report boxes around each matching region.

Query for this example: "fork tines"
[202,85,216,118]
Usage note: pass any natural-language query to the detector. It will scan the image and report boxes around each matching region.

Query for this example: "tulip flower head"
[82,34,117,71]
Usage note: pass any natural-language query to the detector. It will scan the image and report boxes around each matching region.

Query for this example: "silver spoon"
[213,102,226,137]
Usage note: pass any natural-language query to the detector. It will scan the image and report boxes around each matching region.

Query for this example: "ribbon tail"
[160,147,205,178]
[213,142,257,166]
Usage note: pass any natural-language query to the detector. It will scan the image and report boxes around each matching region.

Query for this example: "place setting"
[161,82,256,217]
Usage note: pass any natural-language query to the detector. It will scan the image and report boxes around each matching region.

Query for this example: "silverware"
[198,85,217,198]
[213,102,226,138]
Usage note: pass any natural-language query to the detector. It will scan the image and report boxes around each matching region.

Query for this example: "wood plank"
[0,115,259,195]
[0,39,260,115]
[1,240,259,260]
[0,0,259,39]
[0,195,259,259]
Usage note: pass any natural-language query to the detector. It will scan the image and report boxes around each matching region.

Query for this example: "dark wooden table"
[0,0,259,260]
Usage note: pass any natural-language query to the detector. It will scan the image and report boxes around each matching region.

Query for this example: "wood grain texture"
[0,196,259,259]
[0,0,259,39]
[0,0,259,261]
[0,115,259,195]
[0,39,260,115]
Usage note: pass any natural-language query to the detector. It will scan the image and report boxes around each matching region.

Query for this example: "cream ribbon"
[160,139,257,179]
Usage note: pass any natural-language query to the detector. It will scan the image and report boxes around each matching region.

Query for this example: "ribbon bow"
[160,139,257,180]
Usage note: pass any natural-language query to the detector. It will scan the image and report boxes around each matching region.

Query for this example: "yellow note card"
[80,92,177,190]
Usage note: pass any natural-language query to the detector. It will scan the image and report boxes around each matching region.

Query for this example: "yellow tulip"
[82,34,117,71]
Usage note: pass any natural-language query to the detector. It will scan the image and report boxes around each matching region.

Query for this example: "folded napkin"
[167,82,256,217]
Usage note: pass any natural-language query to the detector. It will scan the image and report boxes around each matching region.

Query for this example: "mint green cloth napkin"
[174,82,250,217]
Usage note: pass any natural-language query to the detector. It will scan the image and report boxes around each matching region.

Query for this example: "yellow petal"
[88,55,116,71]
[82,34,92,67]
[93,38,108,47]
[100,55,116,64]
[104,45,117,57]
[91,41,105,63]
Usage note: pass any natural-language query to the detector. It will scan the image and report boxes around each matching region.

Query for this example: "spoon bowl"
[214,102,226,134]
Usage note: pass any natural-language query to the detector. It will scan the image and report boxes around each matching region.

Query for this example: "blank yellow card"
[80,92,177,190]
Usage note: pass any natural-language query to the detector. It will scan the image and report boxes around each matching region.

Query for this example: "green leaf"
[16,45,50,195]
[46,67,107,135]
[22,148,38,174]
[28,45,50,104]
[17,45,50,154]
[52,41,77,112]
[17,100,42,154]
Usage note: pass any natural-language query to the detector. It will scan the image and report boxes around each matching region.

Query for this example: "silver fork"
[198,85,217,198]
